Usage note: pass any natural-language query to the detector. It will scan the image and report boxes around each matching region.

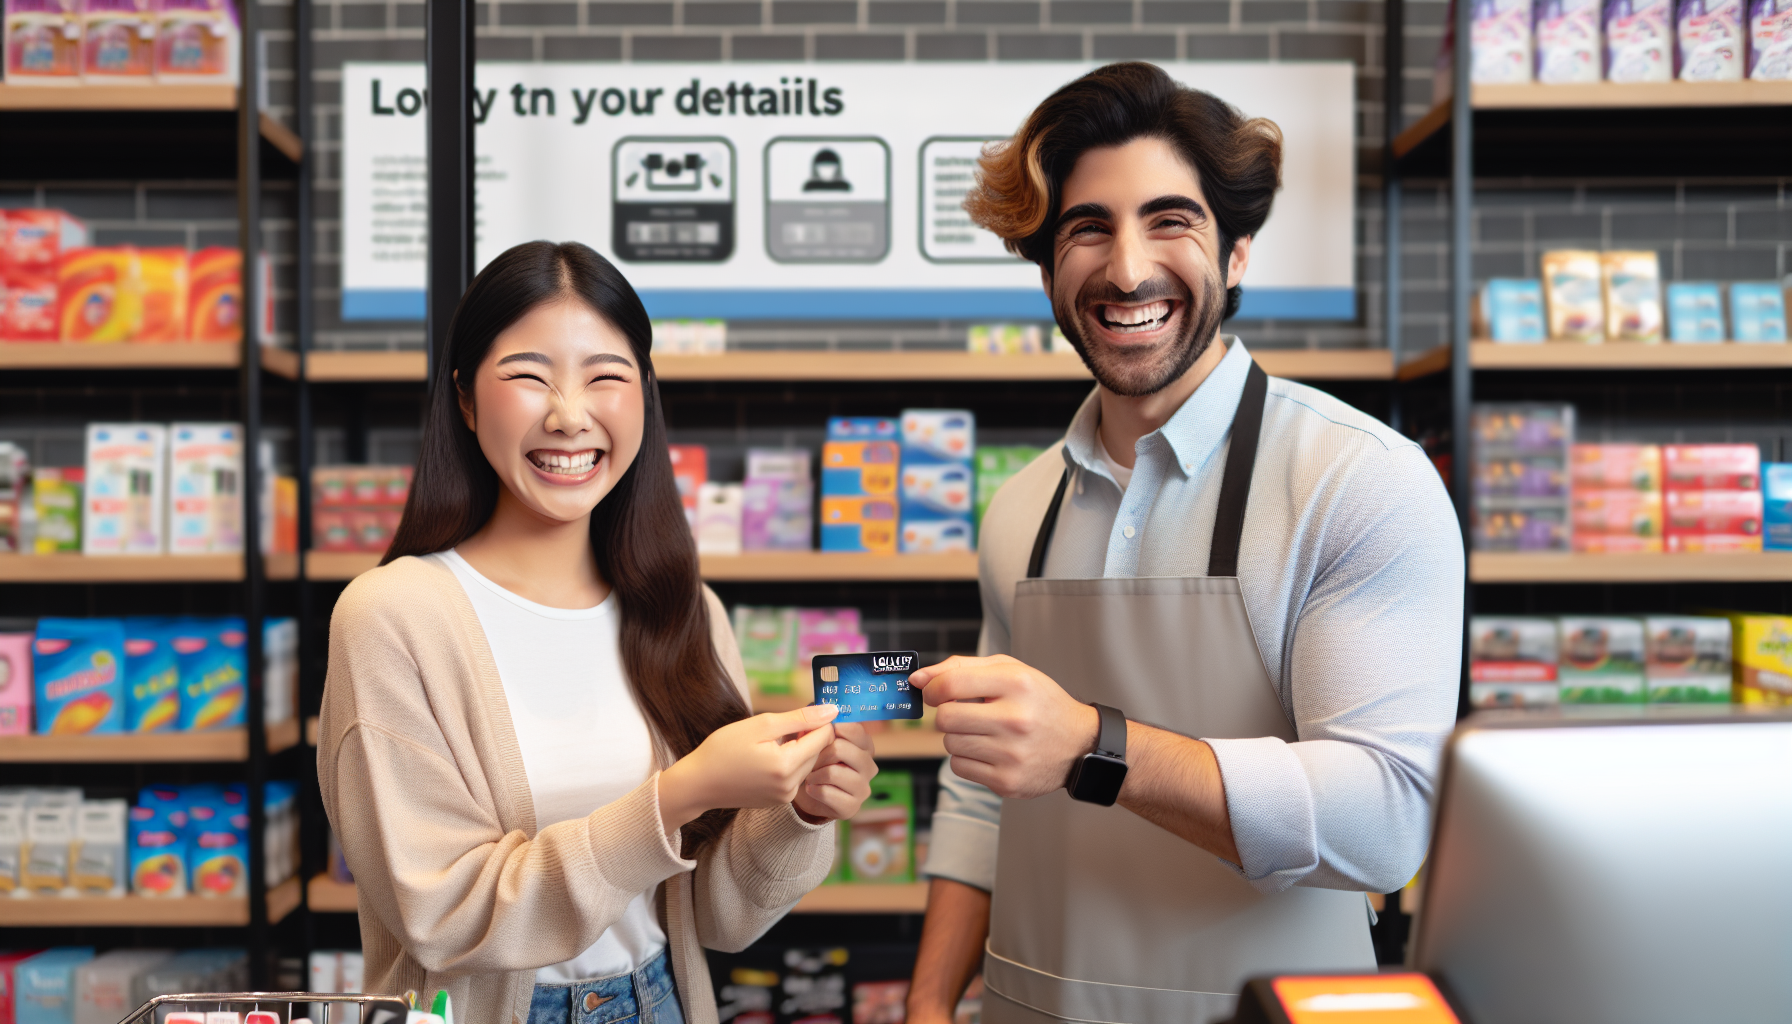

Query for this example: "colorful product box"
[1541,250,1604,341]
[135,247,191,341]
[899,517,973,554]
[1606,0,1675,80]
[127,803,186,896]
[57,247,141,342]
[974,446,1044,528]
[82,423,166,555]
[1472,0,1534,81]
[820,496,897,554]
[1475,506,1570,551]
[0,626,32,736]
[900,461,974,516]
[16,950,95,1024]
[846,771,914,883]
[173,618,246,732]
[1764,462,1792,550]
[1677,0,1746,79]
[153,0,237,81]
[122,618,180,733]
[1664,488,1764,550]
[742,478,812,551]
[822,441,898,497]
[31,468,83,553]
[1558,617,1646,703]
[1599,251,1663,342]
[4,0,82,82]
[80,0,154,80]
[1751,0,1792,79]
[1535,0,1604,81]
[667,444,707,531]
[1,951,50,1024]
[186,247,241,341]
[1,209,89,277]
[32,618,124,735]
[0,803,23,896]
[1482,278,1547,342]
[900,410,975,463]
[1722,612,1792,704]
[1644,616,1732,703]
[966,323,1044,354]
[733,605,798,700]
[70,799,126,897]
[695,481,743,555]
[1729,281,1787,341]
[186,788,248,897]
[827,417,898,441]
[1666,281,1726,341]
[1469,616,1560,708]
[1570,489,1662,551]
[22,803,76,894]
[1662,443,1760,490]
[168,423,243,554]
[2,276,59,341]
[264,617,298,726]
[1570,443,1661,490]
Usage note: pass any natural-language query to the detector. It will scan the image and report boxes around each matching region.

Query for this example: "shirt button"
[1123,525,1135,539]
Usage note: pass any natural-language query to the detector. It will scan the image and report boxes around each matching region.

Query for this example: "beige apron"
[983,362,1375,1024]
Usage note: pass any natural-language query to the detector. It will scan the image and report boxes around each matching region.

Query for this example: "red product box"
[1570,443,1661,491]
[1666,533,1764,553]
[1570,489,1663,539]
[0,276,58,340]
[1665,489,1763,537]
[350,508,392,551]
[668,444,708,527]
[312,507,355,551]
[1663,444,1761,491]
[1,209,89,277]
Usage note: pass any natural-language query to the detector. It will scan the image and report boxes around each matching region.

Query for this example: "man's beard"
[1052,263,1226,398]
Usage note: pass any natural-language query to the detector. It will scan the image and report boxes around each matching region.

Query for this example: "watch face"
[1071,753,1128,806]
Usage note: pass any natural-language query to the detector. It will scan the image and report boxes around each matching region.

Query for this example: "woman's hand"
[658,705,839,836]
[794,722,878,823]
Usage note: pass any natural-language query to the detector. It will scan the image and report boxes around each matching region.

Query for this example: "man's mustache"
[1075,275,1193,309]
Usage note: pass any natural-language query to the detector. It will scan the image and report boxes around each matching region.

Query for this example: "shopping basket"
[118,992,418,1024]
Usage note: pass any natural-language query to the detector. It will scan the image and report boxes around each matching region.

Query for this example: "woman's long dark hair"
[385,240,748,855]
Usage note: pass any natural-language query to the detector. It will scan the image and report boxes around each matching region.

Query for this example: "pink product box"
[741,478,812,551]
[1606,0,1676,81]
[798,607,862,638]
[1665,488,1764,535]
[1678,0,1746,79]
[1663,443,1761,490]
[0,630,32,736]
[1536,0,1603,81]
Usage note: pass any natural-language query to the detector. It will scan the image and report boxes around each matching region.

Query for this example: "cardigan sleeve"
[689,586,836,951]
[317,569,695,977]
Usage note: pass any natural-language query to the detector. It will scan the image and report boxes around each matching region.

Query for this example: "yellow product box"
[1542,249,1604,341]
[821,441,898,497]
[1600,250,1664,342]
[135,247,191,341]
[58,246,142,342]
[1720,613,1792,705]
[820,496,897,554]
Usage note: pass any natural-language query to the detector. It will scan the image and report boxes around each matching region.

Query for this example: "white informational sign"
[340,62,1355,321]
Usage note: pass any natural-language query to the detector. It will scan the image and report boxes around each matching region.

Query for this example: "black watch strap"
[1091,703,1126,759]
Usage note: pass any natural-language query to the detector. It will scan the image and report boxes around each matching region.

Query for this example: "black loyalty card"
[810,651,923,722]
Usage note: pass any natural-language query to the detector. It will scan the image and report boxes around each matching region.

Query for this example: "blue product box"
[900,461,974,517]
[186,786,248,897]
[16,948,95,1024]
[900,409,976,463]
[821,441,899,498]
[1730,282,1788,342]
[899,512,973,553]
[1666,281,1726,342]
[127,804,187,897]
[1486,279,1546,342]
[173,618,247,732]
[1765,463,1792,551]
[122,617,180,733]
[31,619,125,736]
[826,417,898,441]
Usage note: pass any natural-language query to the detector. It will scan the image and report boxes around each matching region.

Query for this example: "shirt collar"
[1061,336,1254,481]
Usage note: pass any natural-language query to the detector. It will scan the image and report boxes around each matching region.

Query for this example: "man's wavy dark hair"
[963,61,1283,319]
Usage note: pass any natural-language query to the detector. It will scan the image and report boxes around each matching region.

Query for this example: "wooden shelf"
[0,83,236,111]
[0,342,240,370]
[699,552,979,582]
[0,876,300,927]
[262,349,1398,384]
[873,729,947,759]
[0,553,245,582]
[1473,341,1792,370]
[1394,81,1792,158]
[1471,551,1792,583]
[305,551,383,581]
[793,882,929,914]
[0,718,300,763]
[307,873,359,914]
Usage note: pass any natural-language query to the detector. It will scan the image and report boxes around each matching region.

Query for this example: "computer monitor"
[1412,707,1792,1024]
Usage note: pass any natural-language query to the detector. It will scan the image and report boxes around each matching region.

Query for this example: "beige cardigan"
[317,556,834,1024]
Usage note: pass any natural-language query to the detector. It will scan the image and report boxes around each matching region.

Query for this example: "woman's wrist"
[656,759,708,838]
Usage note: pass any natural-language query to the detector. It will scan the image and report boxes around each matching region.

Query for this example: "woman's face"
[459,297,645,525]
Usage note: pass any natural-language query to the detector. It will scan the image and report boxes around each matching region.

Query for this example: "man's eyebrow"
[1140,195,1207,218]
[1056,202,1112,226]
[583,352,634,368]
[495,352,551,366]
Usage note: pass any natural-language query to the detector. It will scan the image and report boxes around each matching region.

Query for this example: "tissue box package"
[69,799,126,897]
[827,417,897,441]
[1571,443,1661,490]
[1606,0,1675,80]
[168,423,243,554]
[17,949,95,1024]
[1536,0,1604,80]
[1677,0,1746,79]
[821,496,898,554]
[1666,281,1726,341]
[741,478,812,551]
[1470,616,1560,708]
[694,482,743,556]
[899,516,973,554]
[1729,282,1787,341]
[974,446,1045,528]
[1472,0,1534,81]
[1484,279,1547,341]
[822,441,898,497]
[1600,251,1663,342]
[899,410,974,464]
[82,423,166,556]
[1558,616,1647,704]
[1750,0,1792,79]
[1542,250,1604,341]
[1644,616,1732,703]
[1570,490,1662,551]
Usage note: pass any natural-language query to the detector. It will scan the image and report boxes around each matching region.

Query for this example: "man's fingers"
[945,753,1001,791]
[907,654,984,688]
[920,664,1018,706]
[934,700,1001,737]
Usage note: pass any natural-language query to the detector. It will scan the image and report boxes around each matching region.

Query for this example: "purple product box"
[1606,0,1675,80]
[742,478,812,551]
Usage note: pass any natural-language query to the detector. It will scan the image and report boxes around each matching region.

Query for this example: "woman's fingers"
[759,703,838,740]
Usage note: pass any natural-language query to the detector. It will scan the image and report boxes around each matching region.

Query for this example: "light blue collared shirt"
[925,339,1464,896]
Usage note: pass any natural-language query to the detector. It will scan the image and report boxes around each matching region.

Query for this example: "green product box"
[844,770,913,884]
[1644,616,1733,703]
[1557,616,1646,704]
[974,446,1045,528]
[31,469,82,554]
[731,606,796,699]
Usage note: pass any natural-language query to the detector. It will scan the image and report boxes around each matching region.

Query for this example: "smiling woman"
[316,241,877,1024]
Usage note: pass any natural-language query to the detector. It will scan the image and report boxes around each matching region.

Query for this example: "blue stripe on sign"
[342,289,428,321]
[339,286,1357,322]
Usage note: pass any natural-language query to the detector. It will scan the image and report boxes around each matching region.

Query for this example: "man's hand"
[908,654,1100,800]
[794,721,878,823]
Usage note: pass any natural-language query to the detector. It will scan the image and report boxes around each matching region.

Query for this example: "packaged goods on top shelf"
[1470,613,1740,707]
[0,615,296,736]
[1,0,239,84]
[966,323,1053,355]
[1444,0,1792,82]
[1658,279,1792,343]
[310,465,411,555]
[650,319,725,354]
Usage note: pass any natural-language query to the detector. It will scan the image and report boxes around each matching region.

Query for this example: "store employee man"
[903,63,1463,1024]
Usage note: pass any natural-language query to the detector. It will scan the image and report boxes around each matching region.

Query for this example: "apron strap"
[1207,359,1269,578]
[1025,467,1072,580]
[1025,357,1271,581]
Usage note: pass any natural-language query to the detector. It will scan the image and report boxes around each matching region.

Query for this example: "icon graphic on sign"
[612,137,736,262]
[764,137,890,264]
[918,136,1021,263]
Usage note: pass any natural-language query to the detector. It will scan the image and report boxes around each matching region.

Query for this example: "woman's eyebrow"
[496,352,551,366]
[583,352,634,368]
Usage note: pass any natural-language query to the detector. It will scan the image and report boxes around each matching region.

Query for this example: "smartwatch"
[1066,703,1128,806]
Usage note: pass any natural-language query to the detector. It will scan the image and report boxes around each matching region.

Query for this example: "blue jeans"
[528,948,686,1024]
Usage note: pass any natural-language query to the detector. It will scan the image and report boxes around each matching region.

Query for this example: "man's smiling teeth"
[1100,301,1172,333]
[529,450,599,475]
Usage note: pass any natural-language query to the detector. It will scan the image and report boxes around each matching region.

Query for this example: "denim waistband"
[529,947,682,1024]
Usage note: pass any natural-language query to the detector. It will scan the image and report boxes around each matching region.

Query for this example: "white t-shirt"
[429,549,668,983]
[1097,432,1134,492]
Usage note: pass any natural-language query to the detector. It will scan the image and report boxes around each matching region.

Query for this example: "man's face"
[1046,136,1248,397]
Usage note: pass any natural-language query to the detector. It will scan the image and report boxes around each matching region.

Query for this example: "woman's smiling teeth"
[529,449,600,475]
[1098,300,1173,333]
